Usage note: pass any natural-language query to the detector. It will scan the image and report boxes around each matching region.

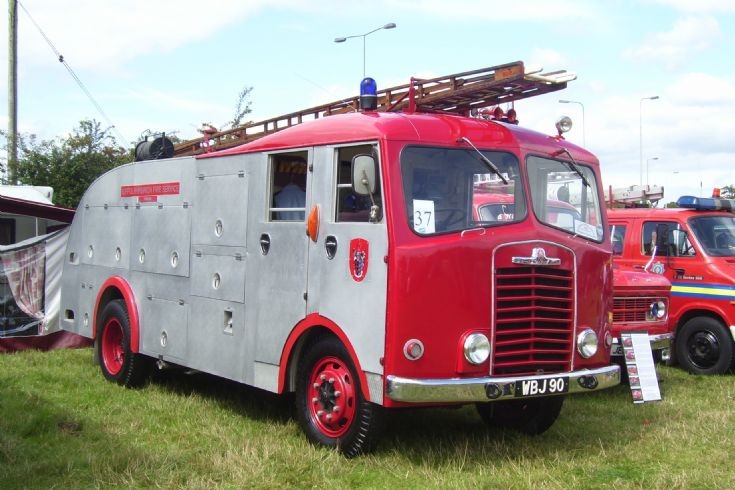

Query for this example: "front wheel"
[96,299,149,387]
[295,337,382,457]
[676,317,734,375]
[476,396,564,435]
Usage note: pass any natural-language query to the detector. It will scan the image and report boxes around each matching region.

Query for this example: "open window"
[335,144,382,223]
[642,221,694,257]
[268,151,308,221]
[610,224,626,255]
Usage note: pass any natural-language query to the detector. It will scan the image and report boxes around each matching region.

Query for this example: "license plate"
[514,377,569,397]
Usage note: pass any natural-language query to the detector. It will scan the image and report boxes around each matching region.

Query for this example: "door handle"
[325,235,337,260]
[259,233,271,255]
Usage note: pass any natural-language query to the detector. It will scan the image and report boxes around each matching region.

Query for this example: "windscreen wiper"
[457,137,509,185]
[552,148,590,188]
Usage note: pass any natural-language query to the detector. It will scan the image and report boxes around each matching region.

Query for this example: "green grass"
[1,348,734,489]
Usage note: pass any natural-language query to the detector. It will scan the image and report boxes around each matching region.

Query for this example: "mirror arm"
[361,168,381,223]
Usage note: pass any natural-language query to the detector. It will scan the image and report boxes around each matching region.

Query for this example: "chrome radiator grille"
[493,266,574,375]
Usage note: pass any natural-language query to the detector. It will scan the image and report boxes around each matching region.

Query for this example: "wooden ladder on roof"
[173,60,576,157]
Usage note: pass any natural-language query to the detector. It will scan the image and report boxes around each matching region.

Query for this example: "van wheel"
[476,396,564,435]
[295,337,382,457]
[676,317,733,375]
[97,299,149,387]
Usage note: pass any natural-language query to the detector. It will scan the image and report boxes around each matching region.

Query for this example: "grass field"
[1,347,734,489]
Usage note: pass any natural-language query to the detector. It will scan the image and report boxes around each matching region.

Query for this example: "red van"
[609,196,735,374]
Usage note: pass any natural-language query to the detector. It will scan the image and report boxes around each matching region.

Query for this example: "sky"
[1,0,734,204]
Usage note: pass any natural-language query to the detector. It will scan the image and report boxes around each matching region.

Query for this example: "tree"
[229,86,253,129]
[720,185,735,199]
[3,119,131,208]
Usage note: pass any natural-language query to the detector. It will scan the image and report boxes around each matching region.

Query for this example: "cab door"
[614,218,697,282]
[305,143,389,391]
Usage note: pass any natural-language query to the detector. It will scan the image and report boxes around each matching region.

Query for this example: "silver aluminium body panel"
[61,142,389,403]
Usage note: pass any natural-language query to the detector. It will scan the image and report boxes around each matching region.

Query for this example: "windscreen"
[527,155,604,242]
[401,146,523,235]
[688,215,735,257]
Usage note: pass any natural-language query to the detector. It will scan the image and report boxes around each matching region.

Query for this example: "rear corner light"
[577,328,598,358]
[403,339,424,361]
[463,333,490,365]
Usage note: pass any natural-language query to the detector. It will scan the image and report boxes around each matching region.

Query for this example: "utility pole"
[8,0,19,184]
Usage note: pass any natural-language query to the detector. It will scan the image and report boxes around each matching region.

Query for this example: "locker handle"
[260,233,271,255]
[325,235,337,260]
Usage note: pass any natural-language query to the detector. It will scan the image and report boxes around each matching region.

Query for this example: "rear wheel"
[476,396,564,435]
[676,317,733,375]
[295,336,382,457]
[97,299,149,387]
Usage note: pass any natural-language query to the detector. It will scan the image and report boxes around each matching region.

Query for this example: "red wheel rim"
[101,318,125,376]
[307,356,357,438]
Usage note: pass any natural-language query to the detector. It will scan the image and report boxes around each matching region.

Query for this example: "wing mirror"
[352,154,377,196]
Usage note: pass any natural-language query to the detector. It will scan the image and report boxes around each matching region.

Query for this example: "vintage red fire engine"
[60,62,620,455]
[609,194,735,374]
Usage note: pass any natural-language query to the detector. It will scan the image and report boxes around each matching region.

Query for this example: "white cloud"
[5,0,281,71]
[624,16,722,68]
[382,0,599,21]
[667,72,735,106]
[652,0,735,12]
[528,49,569,71]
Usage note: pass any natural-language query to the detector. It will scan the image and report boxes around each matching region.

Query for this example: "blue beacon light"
[360,77,378,111]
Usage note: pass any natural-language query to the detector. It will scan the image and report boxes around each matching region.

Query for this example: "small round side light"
[403,339,425,361]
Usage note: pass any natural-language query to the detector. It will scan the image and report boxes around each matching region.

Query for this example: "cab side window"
[269,152,308,221]
[609,224,626,255]
[642,221,695,257]
[335,144,382,223]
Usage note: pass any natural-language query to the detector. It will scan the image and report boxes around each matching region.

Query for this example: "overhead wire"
[18,1,128,144]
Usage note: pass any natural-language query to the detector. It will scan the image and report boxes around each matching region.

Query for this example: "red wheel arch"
[278,314,370,399]
[94,277,140,353]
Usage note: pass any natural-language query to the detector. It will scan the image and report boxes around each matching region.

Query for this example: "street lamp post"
[639,96,660,185]
[334,23,396,78]
[558,99,585,147]
[646,156,659,186]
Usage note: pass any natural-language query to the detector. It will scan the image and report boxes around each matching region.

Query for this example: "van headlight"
[464,333,490,365]
[647,300,667,321]
[577,328,598,358]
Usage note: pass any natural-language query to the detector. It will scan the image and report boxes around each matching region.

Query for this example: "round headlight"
[464,333,490,365]
[647,300,667,320]
[577,328,598,358]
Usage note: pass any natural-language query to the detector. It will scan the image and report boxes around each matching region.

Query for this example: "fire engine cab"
[609,194,735,374]
[60,61,620,455]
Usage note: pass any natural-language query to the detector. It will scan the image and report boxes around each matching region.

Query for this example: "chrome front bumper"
[610,333,673,356]
[385,365,620,404]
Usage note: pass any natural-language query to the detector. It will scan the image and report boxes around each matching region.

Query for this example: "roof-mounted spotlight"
[555,116,573,138]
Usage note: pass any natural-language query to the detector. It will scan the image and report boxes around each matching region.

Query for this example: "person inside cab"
[716,230,735,249]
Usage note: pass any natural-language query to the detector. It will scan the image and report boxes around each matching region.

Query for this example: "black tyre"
[295,336,382,457]
[476,396,564,435]
[96,299,149,387]
[676,316,734,375]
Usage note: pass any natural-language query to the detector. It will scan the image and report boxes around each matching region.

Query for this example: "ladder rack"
[173,60,575,157]
[606,185,665,208]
